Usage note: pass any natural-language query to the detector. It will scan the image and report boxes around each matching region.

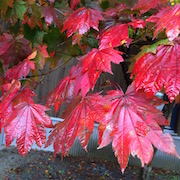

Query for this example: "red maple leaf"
[104,3,127,17]
[45,93,107,157]
[131,40,180,102]
[98,24,132,49]
[73,48,124,96]
[132,0,168,14]
[98,83,179,173]
[70,0,80,10]
[128,19,146,29]
[5,51,36,81]
[146,5,180,41]
[3,88,52,156]
[46,67,76,114]
[0,80,21,133]
[0,33,32,66]
[62,7,105,37]
[42,6,65,30]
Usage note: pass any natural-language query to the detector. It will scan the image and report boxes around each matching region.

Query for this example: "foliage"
[0,0,180,174]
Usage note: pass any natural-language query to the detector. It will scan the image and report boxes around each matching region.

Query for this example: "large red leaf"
[42,6,65,30]
[146,5,180,41]
[45,93,106,157]
[98,83,179,173]
[133,0,168,14]
[73,48,124,96]
[46,67,76,114]
[5,51,36,81]
[62,7,105,37]
[3,88,52,156]
[98,24,131,49]
[0,80,21,133]
[131,40,180,102]
[0,33,32,66]
[79,48,123,75]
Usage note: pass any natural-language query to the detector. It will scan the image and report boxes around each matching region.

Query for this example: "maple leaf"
[62,7,105,37]
[0,80,21,133]
[131,40,180,102]
[3,88,52,156]
[45,93,106,157]
[98,83,179,173]
[5,51,36,81]
[36,45,49,69]
[73,48,124,97]
[132,0,168,14]
[13,0,27,20]
[70,0,80,10]
[0,33,32,66]
[146,5,180,41]
[104,3,127,17]
[46,67,76,114]
[128,19,146,29]
[71,66,98,98]
[42,6,65,30]
[22,4,43,29]
[98,24,132,49]
[0,84,36,124]
[0,0,14,13]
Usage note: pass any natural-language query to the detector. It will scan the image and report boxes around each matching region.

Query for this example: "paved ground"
[0,146,180,180]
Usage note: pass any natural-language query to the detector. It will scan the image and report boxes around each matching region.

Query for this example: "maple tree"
[0,0,180,175]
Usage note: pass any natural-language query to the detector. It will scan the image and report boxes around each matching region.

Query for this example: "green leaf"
[43,27,65,52]
[128,39,173,73]
[100,0,110,11]
[23,24,44,46]
[13,0,27,20]
[9,20,21,36]
[128,27,134,39]
[134,39,173,61]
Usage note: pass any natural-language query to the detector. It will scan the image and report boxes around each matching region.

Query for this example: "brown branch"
[27,59,73,78]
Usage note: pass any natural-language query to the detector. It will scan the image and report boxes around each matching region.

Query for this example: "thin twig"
[27,59,72,78]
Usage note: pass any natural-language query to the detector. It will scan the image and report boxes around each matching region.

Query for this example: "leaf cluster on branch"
[0,0,180,173]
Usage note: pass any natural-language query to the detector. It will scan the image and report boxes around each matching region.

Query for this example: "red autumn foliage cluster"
[0,0,180,173]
